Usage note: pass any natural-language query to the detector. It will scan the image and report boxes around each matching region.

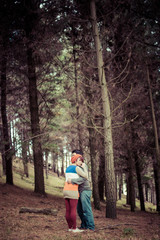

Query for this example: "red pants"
[65,198,78,229]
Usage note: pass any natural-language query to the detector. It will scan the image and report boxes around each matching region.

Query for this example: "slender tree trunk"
[153,160,160,212]
[73,39,83,150]
[130,124,145,211]
[25,0,45,194]
[126,175,130,205]
[128,157,135,212]
[90,0,116,218]
[118,172,123,200]
[134,153,145,211]
[88,121,101,210]
[27,45,45,194]
[21,129,29,178]
[52,152,57,173]
[21,125,29,178]
[98,120,105,201]
[145,183,148,201]
[0,125,6,175]
[98,154,105,201]
[10,120,16,157]
[65,151,68,169]
[45,151,49,179]
[147,66,160,212]
[151,181,156,205]
[136,156,145,210]
[61,150,65,177]
[1,35,13,185]
[126,137,135,212]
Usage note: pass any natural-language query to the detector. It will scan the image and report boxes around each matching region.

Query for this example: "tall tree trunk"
[118,172,123,200]
[26,45,45,194]
[1,35,13,185]
[73,37,83,150]
[25,0,45,194]
[98,120,105,201]
[52,152,57,173]
[134,153,145,211]
[61,149,65,177]
[88,120,101,210]
[21,129,29,178]
[90,0,116,218]
[147,66,160,212]
[145,183,149,201]
[0,125,6,175]
[130,124,145,211]
[128,156,135,212]
[153,160,160,212]
[98,154,105,201]
[125,134,135,212]
[45,151,49,179]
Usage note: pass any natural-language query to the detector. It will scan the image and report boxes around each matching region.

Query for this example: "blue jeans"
[77,190,95,230]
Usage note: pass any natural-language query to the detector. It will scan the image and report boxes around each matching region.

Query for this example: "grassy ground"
[0,159,65,196]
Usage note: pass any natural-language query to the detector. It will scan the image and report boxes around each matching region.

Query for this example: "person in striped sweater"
[63,154,88,233]
[68,150,95,231]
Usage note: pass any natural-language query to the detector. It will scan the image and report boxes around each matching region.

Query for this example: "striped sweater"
[63,164,88,199]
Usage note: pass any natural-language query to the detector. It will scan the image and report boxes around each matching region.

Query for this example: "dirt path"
[0,183,159,240]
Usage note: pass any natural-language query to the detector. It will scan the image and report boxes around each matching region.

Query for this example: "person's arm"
[76,163,88,179]
[70,176,86,185]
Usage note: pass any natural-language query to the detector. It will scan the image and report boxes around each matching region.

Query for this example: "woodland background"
[0,0,160,221]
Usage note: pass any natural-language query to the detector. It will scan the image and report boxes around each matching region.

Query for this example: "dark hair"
[72,149,83,155]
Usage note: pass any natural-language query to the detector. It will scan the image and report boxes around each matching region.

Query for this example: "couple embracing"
[63,149,95,233]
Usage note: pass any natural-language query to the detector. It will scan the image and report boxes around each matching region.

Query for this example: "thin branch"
[112,84,133,114]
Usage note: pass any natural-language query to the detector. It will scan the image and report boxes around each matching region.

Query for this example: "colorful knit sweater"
[63,164,88,199]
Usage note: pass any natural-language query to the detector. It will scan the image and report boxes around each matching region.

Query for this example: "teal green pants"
[77,190,95,230]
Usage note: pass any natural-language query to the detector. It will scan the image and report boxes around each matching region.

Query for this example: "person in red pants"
[68,149,95,231]
[63,154,88,232]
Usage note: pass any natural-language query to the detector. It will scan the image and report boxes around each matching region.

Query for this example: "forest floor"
[0,183,160,240]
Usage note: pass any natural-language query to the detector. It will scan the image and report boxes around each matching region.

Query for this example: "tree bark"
[90,0,116,218]
[61,149,65,176]
[127,148,135,212]
[98,154,105,201]
[88,121,101,210]
[0,125,6,175]
[118,172,123,200]
[21,128,29,178]
[73,39,83,150]
[26,45,45,194]
[45,150,49,179]
[25,0,45,194]
[125,123,135,212]
[130,124,145,211]
[147,66,160,212]
[1,34,13,185]
[134,153,145,211]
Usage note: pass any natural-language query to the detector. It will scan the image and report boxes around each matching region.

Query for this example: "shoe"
[68,229,72,232]
[72,228,84,233]
[86,228,95,232]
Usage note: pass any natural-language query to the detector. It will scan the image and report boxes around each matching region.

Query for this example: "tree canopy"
[0,0,160,216]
